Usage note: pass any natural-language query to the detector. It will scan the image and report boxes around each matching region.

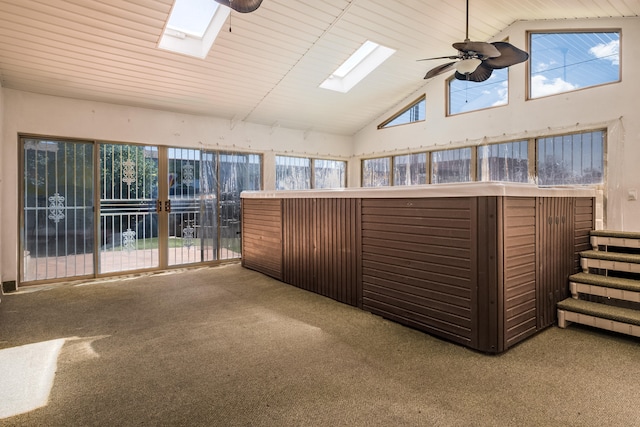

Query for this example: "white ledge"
[241,182,597,199]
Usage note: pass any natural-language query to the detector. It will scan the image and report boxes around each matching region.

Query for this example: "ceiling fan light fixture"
[214,0,263,13]
[455,58,482,74]
[419,0,528,80]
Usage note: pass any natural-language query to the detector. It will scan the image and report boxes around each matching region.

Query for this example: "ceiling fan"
[420,0,529,82]
[214,0,263,13]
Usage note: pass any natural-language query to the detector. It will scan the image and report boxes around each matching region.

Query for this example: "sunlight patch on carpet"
[0,339,65,419]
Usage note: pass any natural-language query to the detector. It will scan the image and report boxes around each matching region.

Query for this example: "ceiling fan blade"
[214,0,263,13]
[483,42,529,69]
[454,62,493,82]
[417,55,460,62]
[424,62,457,79]
[452,41,501,58]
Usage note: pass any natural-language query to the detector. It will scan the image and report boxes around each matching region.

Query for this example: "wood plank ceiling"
[0,0,638,136]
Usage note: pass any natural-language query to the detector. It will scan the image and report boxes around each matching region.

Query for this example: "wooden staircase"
[557,230,640,337]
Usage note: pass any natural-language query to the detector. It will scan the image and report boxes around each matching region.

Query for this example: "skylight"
[320,41,396,93]
[167,0,218,37]
[158,0,230,59]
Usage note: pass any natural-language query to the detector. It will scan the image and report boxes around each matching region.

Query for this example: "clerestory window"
[529,31,620,99]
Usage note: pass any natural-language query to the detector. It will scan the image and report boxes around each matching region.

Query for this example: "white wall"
[0,89,352,282]
[352,17,640,232]
[0,83,3,286]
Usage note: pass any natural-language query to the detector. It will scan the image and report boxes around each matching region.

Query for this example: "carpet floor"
[0,264,638,426]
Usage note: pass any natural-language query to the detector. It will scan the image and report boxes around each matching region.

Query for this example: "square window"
[478,141,529,183]
[393,153,427,186]
[276,156,310,190]
[362,157,391,187]
[431,148,472,184]
[314,159,346,189]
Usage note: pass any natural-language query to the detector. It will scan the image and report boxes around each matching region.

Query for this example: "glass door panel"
[167,148,217,266]
[219,152,261,260]
[99,144,159,274]
[21,138,95,282]
[21,141,263,284]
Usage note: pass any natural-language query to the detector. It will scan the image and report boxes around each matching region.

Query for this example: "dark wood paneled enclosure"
[361,197,477,348]
[242,184,595,353]
[241,199,283,280]
[282,198,361,307]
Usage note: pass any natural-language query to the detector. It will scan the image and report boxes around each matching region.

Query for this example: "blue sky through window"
[447,31,620,114]
[530,31,620,98]
[381,97,426,128]
[449,68,508,115]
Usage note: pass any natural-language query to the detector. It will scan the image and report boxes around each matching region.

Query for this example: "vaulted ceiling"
[0,0,638,136]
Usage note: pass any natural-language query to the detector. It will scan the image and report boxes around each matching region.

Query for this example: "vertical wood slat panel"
[476,197,500,353]
[282,198,360,307]
[361,198,476,347]
[574,197,595,270]
[355,199,363,308]
[502,197,537,348]
[536,197,574,329]
[241,199,283,280]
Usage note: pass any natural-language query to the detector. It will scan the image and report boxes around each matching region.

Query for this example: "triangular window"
[378,96,426,129]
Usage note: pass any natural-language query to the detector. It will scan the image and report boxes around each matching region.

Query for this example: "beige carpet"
[0,264,639,426]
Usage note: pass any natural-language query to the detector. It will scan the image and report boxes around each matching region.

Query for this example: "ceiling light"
[455,58,482,74]
[214,0,263,13]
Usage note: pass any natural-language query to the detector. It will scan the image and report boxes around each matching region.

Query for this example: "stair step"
[590,230,640,251]
[569,282,640,303]
[558,229,640,338]
[580,251,640,274]
[590,235,640,251]
[569,272,640,293]
[557,298,640,326]
[580,250,640,264]
[591,230,640,239]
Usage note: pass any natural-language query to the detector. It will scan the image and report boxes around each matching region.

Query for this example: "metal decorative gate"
[21,138,262,283]
[99,144,159,274]
[21,138,95,282]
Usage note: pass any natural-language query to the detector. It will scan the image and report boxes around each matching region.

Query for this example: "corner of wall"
[0,85,4,286]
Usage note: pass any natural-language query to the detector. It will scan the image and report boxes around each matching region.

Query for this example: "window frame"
[361,156,392,187]
[275,155,311,190]
[430,147,475,184]
[377,96,426,129]
[477,140,532,183]
[527,29,621,101]
[535,129,606,186]
[276,155,347,190]
[360,128,605,188]
[313,158,347,189]
[446,67,510,116]
[393,152,428,186]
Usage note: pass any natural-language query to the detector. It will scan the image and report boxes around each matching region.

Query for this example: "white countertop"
[241,182,597,199]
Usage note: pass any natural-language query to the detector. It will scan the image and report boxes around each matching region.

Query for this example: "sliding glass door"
[21,138,261,283]
[167,149,262,265]
[167,148,217,266]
